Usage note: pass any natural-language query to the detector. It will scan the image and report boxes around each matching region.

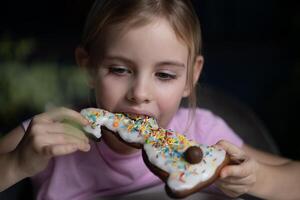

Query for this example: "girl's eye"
[156,72,176,80]
[108,66,131,75]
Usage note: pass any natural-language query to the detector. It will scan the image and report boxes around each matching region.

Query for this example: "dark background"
[1,0,299,159]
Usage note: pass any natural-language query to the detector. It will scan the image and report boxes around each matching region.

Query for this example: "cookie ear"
[183,55,204,97]
[75,47,95,88]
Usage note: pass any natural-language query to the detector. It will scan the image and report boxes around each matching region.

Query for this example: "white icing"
[80,108,227,193]
[80,108,146,144]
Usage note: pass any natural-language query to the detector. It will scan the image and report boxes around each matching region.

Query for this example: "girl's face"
[92,19,191,128]
[91,19,191,128]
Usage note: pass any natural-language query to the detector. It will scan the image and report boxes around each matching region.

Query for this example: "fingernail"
[220,171,227,178]
[84,119,90,125]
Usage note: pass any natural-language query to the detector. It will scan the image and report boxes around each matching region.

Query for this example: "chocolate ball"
[184,146,203,164]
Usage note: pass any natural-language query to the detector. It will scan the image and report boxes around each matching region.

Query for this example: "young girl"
[1,0,300,199]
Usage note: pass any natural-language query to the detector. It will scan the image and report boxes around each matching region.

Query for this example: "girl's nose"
[126,76,153,104]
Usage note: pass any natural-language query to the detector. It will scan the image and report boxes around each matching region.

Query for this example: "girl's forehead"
[101,19,189,64]
[103,17,186,45]
[108,18,186,46]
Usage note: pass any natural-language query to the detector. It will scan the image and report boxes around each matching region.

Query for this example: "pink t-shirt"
[23,108,243,200]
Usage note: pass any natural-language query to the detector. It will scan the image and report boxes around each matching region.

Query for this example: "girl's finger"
[216,140,247,161]
[30,122,89,145]
[38,107,89,126]
[216,182,249,197]
[42,143,90,157]
[32,128,90,151]
[218,175,254,185]
[47,122,89,143]
[220,161,251,178]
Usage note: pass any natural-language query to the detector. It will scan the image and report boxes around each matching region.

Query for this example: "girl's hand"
[11,107,90,178]
[215,140,259,197]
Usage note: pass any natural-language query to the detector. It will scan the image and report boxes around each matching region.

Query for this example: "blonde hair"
[80,0,202,111]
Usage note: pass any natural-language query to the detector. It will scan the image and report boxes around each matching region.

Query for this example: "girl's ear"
[183,55,204,97]
[75,47,95,88]
[192,55,204,86]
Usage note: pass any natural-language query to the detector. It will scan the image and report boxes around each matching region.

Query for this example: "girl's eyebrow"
[157,61,186,68]
[103,55,186,68]
[102,55,135,65]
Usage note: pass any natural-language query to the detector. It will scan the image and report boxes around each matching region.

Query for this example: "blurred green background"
[0,35,89,135]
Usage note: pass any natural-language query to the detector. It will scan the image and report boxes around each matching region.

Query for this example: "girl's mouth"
[123,113,151,120]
